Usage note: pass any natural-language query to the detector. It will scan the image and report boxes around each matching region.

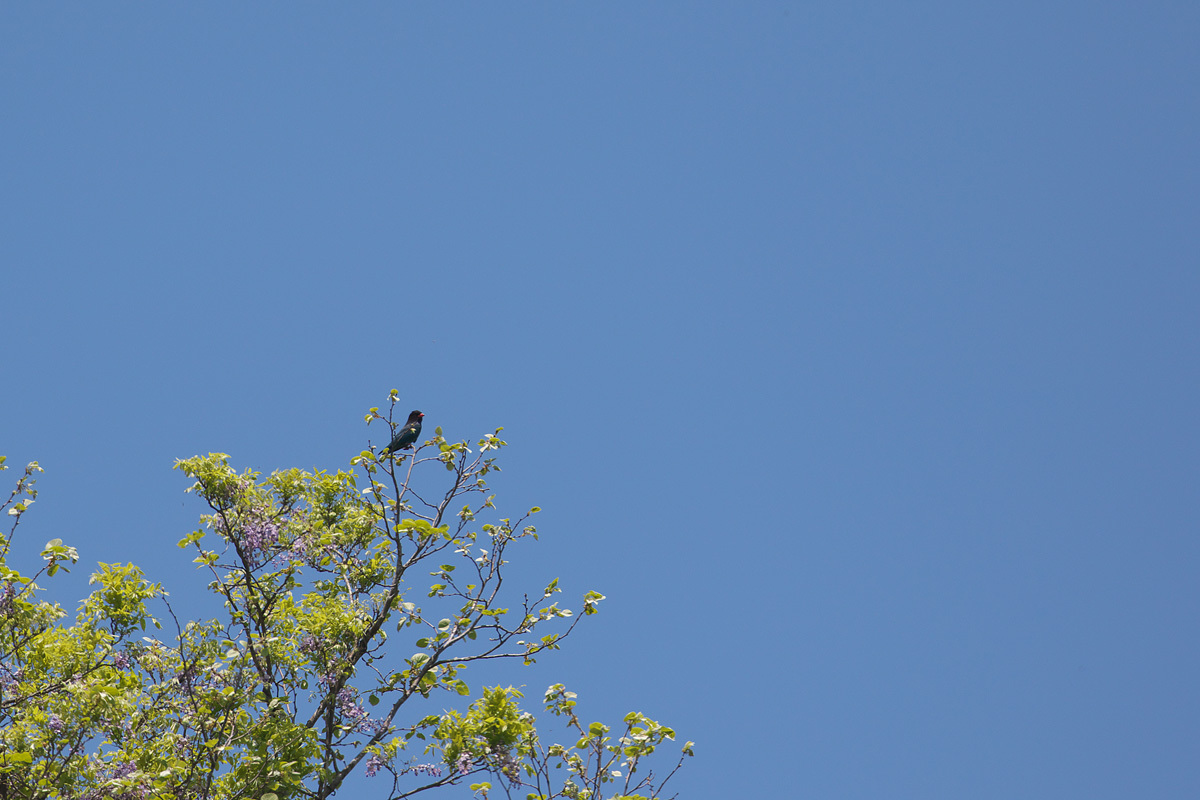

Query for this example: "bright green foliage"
[523,685,691,800]
[0,396,691,799]
[435,686,532,780]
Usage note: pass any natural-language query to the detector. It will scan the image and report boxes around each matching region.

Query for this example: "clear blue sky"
[3,4,1199,798]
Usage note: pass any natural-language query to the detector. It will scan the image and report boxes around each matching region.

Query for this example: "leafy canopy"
[0,395,691,800]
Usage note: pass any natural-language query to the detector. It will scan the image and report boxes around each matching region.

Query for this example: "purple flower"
[0,581,15,615]
[456,752,473,775]
[400,762,443,777]
[112,650,131,670]
[239,517,280,565]
[107,758,148,800]
[336,687,380,732]
[337,687,362,720]
[365,753,385,777]
[47,714,65,734]
[495,751,522,785]
[290,534,310,557]
[0,664,21,694]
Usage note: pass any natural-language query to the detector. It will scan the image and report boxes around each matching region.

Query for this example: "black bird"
[381,410,424,456]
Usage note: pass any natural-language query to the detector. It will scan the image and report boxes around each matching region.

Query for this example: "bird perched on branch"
[381,410,424,456]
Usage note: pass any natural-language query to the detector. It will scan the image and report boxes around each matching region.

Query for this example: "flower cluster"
[364,752,386,777]
[299,634,321,656]
[0,664,24,695]
[238,516,279,566]
[75,759,146,800]
[494,750,522,786]
[336,687,386,733]
[290,533,311,558]
[0,581,17,616]
[109,761,147,800]
[399,762,443,777]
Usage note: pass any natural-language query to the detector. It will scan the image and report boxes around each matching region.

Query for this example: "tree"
[0,392,692,799]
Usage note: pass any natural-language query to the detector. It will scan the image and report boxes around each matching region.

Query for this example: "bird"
[381,410,424,456]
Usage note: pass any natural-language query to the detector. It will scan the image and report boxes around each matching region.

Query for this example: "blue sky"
[3,4,1199,797]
